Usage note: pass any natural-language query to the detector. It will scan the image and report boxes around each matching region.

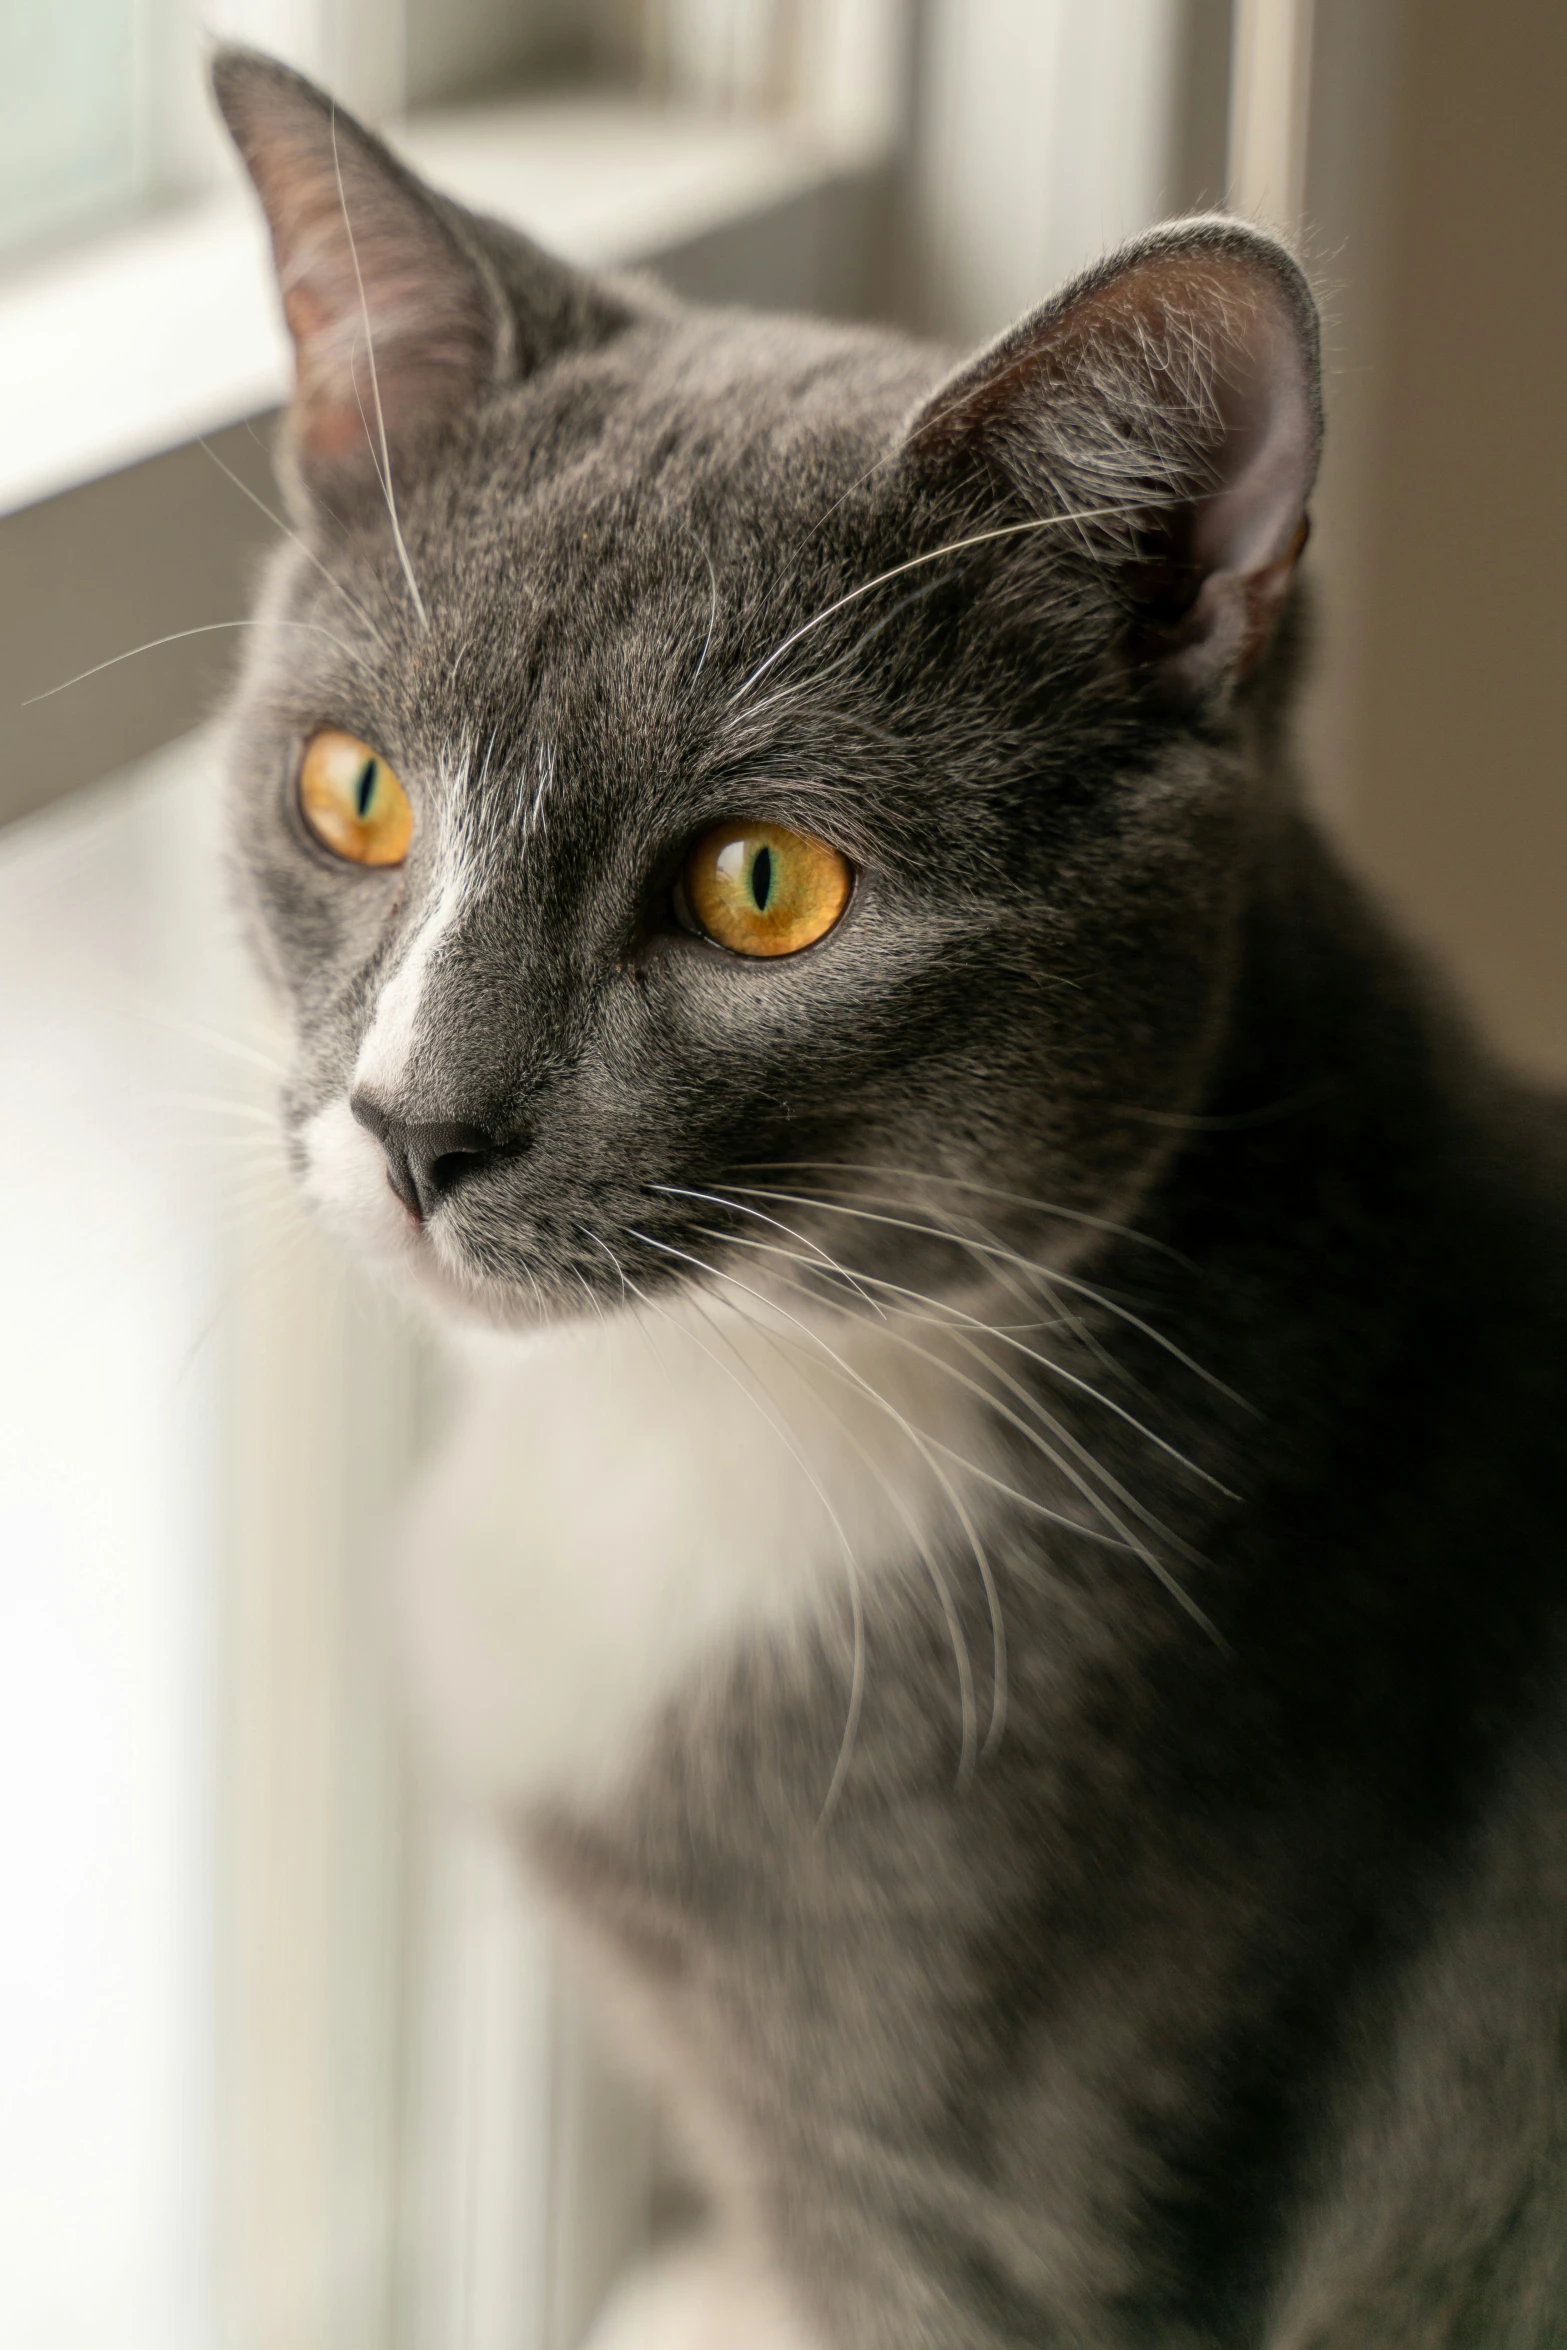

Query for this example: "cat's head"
[214,50,1320,1333]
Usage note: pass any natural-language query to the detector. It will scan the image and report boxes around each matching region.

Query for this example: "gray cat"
[212,47,1567,2349]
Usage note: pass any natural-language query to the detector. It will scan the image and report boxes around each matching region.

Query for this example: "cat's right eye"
[297,730,413,867]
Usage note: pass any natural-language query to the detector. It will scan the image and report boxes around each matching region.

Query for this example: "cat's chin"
[401,1249,552,1335]
[382,1223,610,1343]
[297,1096,562,1335]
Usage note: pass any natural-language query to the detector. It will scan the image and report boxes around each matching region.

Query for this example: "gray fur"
[214,50,1567,2347]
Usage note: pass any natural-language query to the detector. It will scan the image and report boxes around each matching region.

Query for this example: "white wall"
[907,0,1185,347]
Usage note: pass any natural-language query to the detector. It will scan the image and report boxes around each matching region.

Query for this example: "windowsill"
[0,92,874,519]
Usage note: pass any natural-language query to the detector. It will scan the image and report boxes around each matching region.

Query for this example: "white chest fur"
[397,1294,998,1815]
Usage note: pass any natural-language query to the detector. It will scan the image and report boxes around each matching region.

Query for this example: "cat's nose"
[351,1094,506,1221]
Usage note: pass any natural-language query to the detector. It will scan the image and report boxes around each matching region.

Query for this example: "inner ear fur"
[212,47,628,491]
[904,219,1323,694]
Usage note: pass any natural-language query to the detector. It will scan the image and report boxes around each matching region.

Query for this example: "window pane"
[0,0,141,258]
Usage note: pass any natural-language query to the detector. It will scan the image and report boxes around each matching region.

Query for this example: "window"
[0,0,142,257]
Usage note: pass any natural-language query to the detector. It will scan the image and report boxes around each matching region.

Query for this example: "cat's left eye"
[297,730,413,867]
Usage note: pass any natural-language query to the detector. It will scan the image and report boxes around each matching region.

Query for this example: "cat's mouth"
[293,1088,688,1332]
[293,1083,1093,1345]
[292,1088,838,1338]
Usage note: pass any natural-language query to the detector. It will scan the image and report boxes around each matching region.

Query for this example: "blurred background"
[0,4,1561,2346]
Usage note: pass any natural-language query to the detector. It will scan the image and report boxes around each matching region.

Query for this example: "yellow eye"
[297,729,413,866]
[682,820,852,958]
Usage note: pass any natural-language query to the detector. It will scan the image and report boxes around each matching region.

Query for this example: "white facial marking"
[298,750,513,1269]
[299,1098,416,1259]
[353,866,466,1101]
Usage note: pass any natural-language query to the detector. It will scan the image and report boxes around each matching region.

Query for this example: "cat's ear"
[901,219,1322,695]
[211,47,623,489]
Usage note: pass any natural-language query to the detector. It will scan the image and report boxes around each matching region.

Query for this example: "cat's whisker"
[681,1220,1229,1495]
[710,1227,1080,1338]
[682,521,720,688]
[914,1438,1128,1549]
[584,1228,695,1407]
[951,1318,1233,1497]
[577,1220,626,1296]
[166,1135,290,1167]
[154,1091,280,1125]
[586,1231,870,1822]
[732,1176,1134,1380]
[728,690,912,759]
[723,577,947,736]
[775,1220,1218,1479]
[627,1226,1008,1761]
[918,1198,1126,1379]
[730,1179,1119,1320]
[679,1288,871,1823]
[883,1190,1076,1342]
[649,1182,888,1317]
[806,1336,1136,1556]
[673,1241,1132,1554]
[195,434,391,653]
[570,1261,609,1327]
[750,1248,1198,1552]
[330,108,430,633]
[727,502,1148,711]
[773,361,1169,589]
[936,1322,1223,1535]
[523,1256,550,1320]
[943,1205,1136,1392]
[699,1282,982,1793]
[738,1251,1222,1644]
[22,619,369,707]
[732,1159,1182,1260]
[727,1182,1246,1408]
[123,1005,287,1078]
[686,1221,894,1312]
[778,1180,1157,1390]
[207,1182,302,1240]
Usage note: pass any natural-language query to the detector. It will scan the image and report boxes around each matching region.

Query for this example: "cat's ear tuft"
[903,220,1322,695]
[211,48,623,491]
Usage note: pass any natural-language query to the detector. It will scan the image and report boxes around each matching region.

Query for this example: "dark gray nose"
[351,1093,508,1221]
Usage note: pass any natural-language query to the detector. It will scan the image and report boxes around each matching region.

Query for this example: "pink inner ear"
[231,104,494,470]
[1183,293,1316,586]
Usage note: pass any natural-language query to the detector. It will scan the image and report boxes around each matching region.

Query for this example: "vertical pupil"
[354,758,378,819]
[750,844,773,911]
